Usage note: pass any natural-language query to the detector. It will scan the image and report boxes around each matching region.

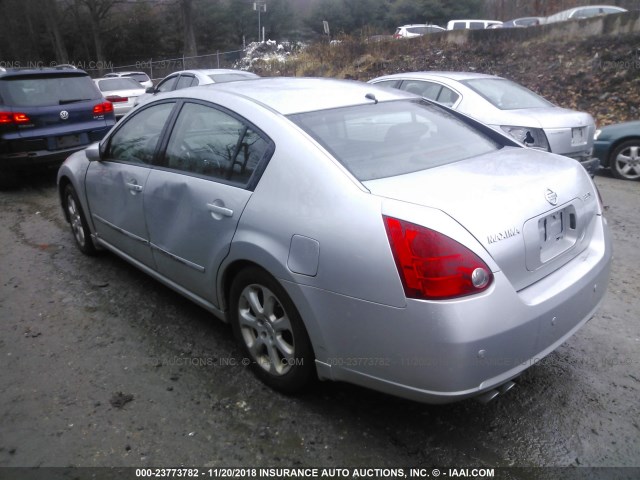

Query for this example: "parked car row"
[394,4,627,36]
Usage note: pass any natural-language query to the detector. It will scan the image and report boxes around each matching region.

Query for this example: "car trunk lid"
[364,147,601,291]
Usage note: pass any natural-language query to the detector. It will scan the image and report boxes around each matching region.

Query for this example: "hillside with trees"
[0,0,635,71]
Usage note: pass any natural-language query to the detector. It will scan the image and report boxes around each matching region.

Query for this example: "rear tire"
[64,183,98,255]
[229,267,316,394]
[609,140,640,181]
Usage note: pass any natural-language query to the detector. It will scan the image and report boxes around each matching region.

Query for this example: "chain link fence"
[86,48,247,83]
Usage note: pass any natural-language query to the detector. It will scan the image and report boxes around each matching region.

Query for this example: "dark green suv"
[0,67,115,178]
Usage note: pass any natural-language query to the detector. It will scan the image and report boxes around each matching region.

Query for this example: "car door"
[85,101,176,268]
[144,100,272,306]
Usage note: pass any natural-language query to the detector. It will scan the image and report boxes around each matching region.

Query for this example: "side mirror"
[85,142,102,162]
[145,86,155,94]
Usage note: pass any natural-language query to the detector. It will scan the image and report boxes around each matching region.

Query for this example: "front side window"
[163,102,270,186]
[290,100,500,181]
[106,102,174,164]
[157,75,178,93]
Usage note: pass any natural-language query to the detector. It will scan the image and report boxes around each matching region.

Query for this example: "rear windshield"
[462,78,553,110]
[123,73,150,83]
[97,78,144,92]
[0,74,101,107]
[289,100,500,181]
[207,73,259,83]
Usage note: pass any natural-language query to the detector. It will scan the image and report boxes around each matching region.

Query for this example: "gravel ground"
[0,169,638,476]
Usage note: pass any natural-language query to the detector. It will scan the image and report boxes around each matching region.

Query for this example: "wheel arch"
[218,256,327,367]
[58,175,73,223]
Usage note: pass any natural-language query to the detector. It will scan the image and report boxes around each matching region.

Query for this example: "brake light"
[0,111,31,124]
[383,216,493,300]
[105,95,127,103]
[93,101,114,116]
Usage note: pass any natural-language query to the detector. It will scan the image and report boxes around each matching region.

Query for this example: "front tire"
[610,140,640,181]
[63,183,97,255]
[229,267,315,394]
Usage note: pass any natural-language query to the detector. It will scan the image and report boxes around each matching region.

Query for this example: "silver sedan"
[57,78,611,403]
[369,72,600,175]
[93,77,146,118]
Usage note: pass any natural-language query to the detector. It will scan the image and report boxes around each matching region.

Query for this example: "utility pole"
[254,1,266,43]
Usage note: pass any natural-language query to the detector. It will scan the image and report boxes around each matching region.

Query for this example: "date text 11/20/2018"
[135,467,495,478]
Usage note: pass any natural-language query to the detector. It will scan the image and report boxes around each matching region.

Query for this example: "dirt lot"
[0,169,638,475]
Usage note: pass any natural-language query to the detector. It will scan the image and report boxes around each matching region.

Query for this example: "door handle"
[125,181,143,193]
[206,203,233,218]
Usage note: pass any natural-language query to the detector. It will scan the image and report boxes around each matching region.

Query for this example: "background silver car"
[57,78,611,404]
[93,77,146,118]
[369,72,600,174]
[135,68,259,106]
[103,71,153,90]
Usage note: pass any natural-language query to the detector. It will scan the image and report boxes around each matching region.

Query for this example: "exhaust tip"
[476,389,500,404]
[498,381,516,395]
[476,381,517,404]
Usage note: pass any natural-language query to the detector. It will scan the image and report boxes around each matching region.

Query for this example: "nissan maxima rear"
[57,78,612,403]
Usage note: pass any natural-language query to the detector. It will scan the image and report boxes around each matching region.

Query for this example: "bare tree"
[76,0,119,69]
[180,0,197,58]
[45,0,70,63]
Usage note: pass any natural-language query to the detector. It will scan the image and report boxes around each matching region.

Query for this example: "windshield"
[290,100,500,181]
[461,78,553,110]
[97,78,144,92]
[0,74,102,107]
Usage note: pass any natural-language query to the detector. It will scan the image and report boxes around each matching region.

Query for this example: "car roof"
[110,71,147,75]
[177,69,257,76]
[162,77,415,116]
[0,67,89,78]
[373,71,502,82]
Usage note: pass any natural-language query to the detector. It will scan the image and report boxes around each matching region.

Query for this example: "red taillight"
[383,216,493,300]
[105,95,128,103]
[93,101,114,116]
[0,111,31,124]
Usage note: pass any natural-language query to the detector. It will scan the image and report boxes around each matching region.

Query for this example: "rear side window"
[290,100,500,181]
[176,75,196,90]
[0,75,101,107]
[462,78,552,110]
[163,102,270,187]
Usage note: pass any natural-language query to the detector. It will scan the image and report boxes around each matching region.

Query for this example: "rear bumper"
[576,156,600,176]
[592,140,611,167]
[0,144,89,171]
[289,215,612,403]
[0,126,111,172]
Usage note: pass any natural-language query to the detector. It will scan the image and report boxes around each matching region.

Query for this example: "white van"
[446,19,503,30]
